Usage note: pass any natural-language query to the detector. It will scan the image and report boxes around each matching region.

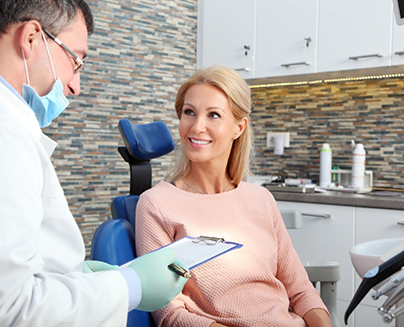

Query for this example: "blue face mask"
[22,79,69,128]
[21,31,70,128]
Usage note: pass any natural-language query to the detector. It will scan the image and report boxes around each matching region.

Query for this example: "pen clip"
[192,235,225,245]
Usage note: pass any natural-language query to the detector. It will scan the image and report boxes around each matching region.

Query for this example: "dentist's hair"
[0,0,94,36]
[165,65,254,185]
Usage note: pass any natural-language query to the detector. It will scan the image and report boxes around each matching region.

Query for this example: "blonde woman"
[135,66,331,327]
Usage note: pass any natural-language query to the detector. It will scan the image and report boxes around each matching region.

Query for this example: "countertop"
[269,189,404,210]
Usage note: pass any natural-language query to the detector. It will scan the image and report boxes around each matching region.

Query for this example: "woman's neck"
[180,165,234,195]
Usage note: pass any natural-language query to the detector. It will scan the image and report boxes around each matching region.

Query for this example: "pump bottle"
[320,143,332,187]
[352,141,366,189]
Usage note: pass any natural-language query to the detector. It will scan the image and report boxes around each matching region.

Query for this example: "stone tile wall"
[43,0,197,255]
[250,77,404,187]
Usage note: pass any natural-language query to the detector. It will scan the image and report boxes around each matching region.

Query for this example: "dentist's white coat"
[0,82,128,326]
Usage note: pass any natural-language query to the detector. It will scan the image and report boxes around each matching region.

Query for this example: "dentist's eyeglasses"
[42,28,87,74]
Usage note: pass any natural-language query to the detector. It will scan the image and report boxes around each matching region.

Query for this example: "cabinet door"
[392,13,404,66]
[277,201,355,327]
[255,0,318,78]
[317,0,392,73]
[354,207,404,321]
[197,0,256,79]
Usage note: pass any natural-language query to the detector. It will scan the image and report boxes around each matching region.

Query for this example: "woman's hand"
[209,323,228,327]
[303,308,332,327]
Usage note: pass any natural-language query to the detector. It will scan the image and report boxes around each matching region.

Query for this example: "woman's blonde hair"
[165,65,254,185]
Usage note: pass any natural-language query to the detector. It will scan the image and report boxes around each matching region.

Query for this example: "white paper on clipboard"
[162,236,243,269]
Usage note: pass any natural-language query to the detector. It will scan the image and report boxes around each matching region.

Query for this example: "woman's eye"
[183,109,194,116]
[210,112,220,119]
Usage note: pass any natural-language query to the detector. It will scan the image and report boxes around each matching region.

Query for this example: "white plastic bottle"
[352,142,366,189]
[320,143,332,187]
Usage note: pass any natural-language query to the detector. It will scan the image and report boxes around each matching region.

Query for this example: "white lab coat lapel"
[0,82,57,157]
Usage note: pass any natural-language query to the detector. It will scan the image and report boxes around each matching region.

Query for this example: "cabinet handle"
[234,68,250,72]
[281,62,310,68]
[397,221,404,226]
[349,54,383,60]
[301,213,331,219]
[395,51,404,56]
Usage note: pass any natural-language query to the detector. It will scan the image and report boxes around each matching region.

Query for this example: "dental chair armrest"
[90,218,136,266]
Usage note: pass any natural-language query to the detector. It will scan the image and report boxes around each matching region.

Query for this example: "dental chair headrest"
[118,119,175,160]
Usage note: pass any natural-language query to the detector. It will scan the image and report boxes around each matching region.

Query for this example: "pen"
[168,263,191,279]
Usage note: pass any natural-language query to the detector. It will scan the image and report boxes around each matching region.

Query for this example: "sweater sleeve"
[135,190,216,327]
[267,192,330,318]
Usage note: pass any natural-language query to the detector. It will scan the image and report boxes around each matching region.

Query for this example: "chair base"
[304,261,341,327]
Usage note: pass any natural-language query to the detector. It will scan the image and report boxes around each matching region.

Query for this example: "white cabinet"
[276,201,404,327]
[277,201,355,327]
[255,0,318,78]
[317,0,393,73]
[392,15,404,66]
[354,207,404,327]
[198,0,401,81]
[196,0,256,79]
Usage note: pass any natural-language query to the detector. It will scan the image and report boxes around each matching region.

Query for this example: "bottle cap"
[321,143,331,151]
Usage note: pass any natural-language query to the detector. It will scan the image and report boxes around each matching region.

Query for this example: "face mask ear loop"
[21,49,30,85]
[41,31,57,81]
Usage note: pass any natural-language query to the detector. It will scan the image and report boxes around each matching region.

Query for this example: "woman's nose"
[191,116,207,134]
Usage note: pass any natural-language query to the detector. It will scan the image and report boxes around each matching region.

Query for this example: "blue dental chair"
[90,118,175,327]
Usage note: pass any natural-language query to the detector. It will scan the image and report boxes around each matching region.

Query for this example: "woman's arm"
[303,308,332,327]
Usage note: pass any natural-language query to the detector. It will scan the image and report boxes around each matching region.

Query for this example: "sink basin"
[350,237,404,283]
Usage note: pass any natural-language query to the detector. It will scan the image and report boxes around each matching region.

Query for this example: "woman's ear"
[233,117,248,140]
[19,20,43,60]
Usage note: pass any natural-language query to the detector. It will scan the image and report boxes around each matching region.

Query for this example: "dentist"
[0,0,188,326]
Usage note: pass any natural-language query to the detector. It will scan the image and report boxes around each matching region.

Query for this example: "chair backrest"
[90,119,175,327]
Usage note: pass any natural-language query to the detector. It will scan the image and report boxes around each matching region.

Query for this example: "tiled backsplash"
[250,77,404,187]
[43,0,197,254]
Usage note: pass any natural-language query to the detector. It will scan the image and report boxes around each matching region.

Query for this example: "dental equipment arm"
[378,282,404,323]
[381,301,404,324]
[372,269,404,300]
[344,249,404,324]
[379,279,404,315]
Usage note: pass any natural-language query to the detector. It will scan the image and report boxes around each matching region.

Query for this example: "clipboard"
[161,235,243,270]
[120,235,243,270]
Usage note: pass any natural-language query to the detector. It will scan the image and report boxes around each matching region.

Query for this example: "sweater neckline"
[161,180,245,197]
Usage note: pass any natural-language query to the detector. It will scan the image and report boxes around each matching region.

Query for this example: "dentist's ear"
[18,20,43,60]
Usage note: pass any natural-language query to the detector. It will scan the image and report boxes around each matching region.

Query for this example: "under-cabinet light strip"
[249,73,404,89]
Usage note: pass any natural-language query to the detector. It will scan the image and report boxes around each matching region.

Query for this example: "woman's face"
[179,83,245,167]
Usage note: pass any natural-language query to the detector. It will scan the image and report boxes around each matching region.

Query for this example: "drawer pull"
[395,51,404,56]
[281,61,310,68]
[397,221,404,226]
[234,68,250,72]
[349,54,383,60]
[301,213,331,219]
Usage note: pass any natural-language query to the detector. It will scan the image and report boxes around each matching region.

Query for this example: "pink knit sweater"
[135,181,328,327]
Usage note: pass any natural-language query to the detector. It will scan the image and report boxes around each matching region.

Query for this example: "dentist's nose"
[67,73,81,96]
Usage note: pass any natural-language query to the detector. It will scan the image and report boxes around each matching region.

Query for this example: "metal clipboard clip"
[192,235,225,246]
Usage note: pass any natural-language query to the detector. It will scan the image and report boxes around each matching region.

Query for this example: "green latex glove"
[128,248,189,312]
[83,260,120,273]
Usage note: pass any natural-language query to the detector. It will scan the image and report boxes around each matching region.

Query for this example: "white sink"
[350,237,404,284]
